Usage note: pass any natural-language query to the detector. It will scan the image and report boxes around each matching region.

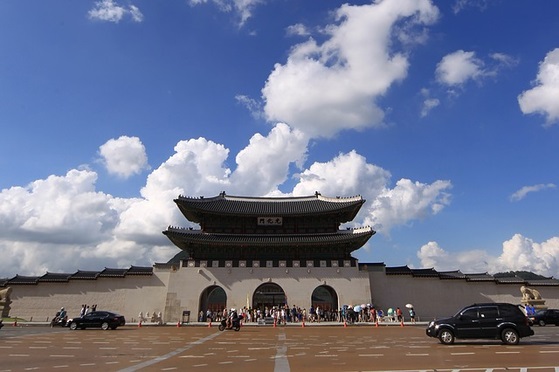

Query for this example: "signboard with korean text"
[257,217,283,226]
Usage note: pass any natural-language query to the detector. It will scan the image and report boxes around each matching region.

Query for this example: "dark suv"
[426,303,534,345]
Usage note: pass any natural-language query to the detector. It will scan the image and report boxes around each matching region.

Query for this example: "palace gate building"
[162,192,375,317]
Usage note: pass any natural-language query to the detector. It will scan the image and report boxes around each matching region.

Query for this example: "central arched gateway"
[252,283,286,310]
[311,285,338,311]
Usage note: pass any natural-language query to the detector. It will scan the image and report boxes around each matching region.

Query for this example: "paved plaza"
[1,323,559,371]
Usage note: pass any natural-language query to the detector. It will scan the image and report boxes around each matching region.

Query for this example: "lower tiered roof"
[163,226,375,260]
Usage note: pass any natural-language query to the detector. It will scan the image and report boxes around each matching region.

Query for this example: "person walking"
[409,307,416,323]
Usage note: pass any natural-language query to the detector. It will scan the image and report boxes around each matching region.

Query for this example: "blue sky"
[1,0,558,278]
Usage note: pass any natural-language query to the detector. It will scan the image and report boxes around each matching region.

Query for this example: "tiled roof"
[385,265,412,275]
[7,275,39,285]
[495,276,526,284]
[127,266,153,275]
[164,226,374,249]
[39,272,73,282]
[384,266,439,277]
[526,278,559,286]
[465,273,496,282]
[175,192,365,223]
[438,270,466,280]
[3,266,154,285]
[71,270,101,280]
[410,268,439,277]
[99,268,128,277]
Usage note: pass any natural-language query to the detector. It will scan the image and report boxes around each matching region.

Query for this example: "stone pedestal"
[521,299,547,310]
[0,301,11,318]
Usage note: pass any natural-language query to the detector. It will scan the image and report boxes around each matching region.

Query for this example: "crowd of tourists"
[200,304,417,324]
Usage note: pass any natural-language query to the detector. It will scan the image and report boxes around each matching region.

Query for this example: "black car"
[529,309,559,326]
[426,303,534,345]
[0,319,3,329]
[67,311,126,330]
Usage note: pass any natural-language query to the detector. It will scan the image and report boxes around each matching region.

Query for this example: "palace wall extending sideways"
[366,269,559,320]
[7,269,170,323]
[5,263,559,323]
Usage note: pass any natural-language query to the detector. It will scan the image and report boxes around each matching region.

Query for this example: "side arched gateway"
[199,285,226,321]
[252,283,286,311]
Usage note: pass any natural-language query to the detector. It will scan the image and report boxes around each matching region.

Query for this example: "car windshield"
[454,306,471,317]
[534,310,546,316]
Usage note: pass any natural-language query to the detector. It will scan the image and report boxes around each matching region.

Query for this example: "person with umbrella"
[407,304,416,323]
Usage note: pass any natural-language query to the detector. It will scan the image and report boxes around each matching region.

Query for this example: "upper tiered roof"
[175,191,365,223]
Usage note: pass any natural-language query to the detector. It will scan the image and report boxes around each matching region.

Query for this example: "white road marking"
[274,333,290,372]
[118,331,221,372]
[358,354,384,357]
[178,355,205,358]
[405,353,429,356]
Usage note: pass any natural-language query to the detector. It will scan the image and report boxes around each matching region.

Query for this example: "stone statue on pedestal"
[0,287,12,318]
[520,285,546,310]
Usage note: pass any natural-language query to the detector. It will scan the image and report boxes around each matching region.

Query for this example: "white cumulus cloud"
[510,183,556,202]
[0,121,455,277]
[417,241,492,273]
[365,179,452,234]
[88,0,144,23]
[99,136,150,179]
[435,50,485,86]
[417,235,559,278]
[189,0,264,27]
[262,0,439,138]
[518,48,559,126]
[492,234,559,277]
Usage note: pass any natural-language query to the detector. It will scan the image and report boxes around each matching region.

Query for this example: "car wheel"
[438,329,455,345]
[538,319,546,326]
[69,322,78,330]
[101,322,110,330]
[501,328,519,345]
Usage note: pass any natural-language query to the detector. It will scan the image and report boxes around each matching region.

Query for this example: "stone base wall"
[164,262,372,322]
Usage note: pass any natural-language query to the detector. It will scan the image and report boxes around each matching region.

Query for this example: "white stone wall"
[368,270,559,321]
[9,270,170,323]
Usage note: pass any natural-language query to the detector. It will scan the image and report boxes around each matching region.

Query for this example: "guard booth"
[182,310,191,324]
